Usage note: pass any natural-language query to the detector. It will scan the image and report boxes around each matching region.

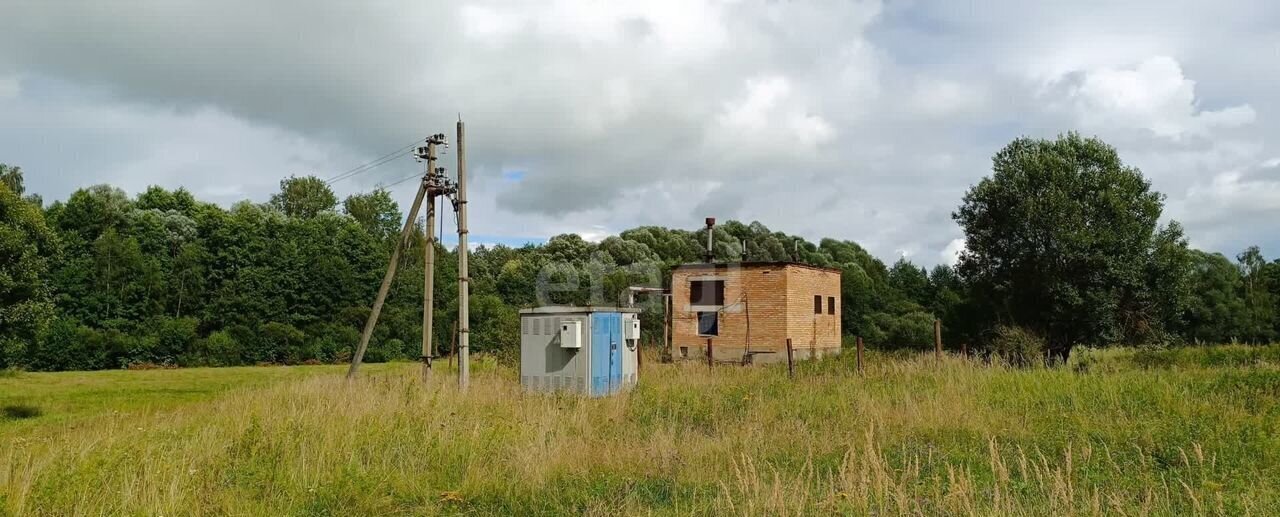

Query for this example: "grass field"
[3,346,1280,515]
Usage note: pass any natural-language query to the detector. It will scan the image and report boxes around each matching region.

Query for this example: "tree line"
[2,134,1278,371]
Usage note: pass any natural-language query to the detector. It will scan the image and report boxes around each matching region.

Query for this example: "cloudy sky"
[2,0,1278,266]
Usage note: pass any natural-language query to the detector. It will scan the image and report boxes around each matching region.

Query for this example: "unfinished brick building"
[669,262,842,364]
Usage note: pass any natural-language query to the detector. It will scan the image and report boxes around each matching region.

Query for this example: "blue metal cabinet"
[590,312,624,396]
[519,306,639,397]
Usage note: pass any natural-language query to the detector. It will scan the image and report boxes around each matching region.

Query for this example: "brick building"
[669,262,842,364]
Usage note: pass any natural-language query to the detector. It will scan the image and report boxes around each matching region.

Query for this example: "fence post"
[786,338,794,379]
[934,319,942,363]
[961,342,968,358]
[856,335,864,374]
[707,338,713,371]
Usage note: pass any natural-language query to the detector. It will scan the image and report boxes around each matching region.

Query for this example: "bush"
[861,311,936,350]
[365,338,403,363]
[256,322,305,364]
[184,330,243,367]
[30,318,122,371]
[303,322,359,363]
[988,325,1046,367]
[141,317,200,365]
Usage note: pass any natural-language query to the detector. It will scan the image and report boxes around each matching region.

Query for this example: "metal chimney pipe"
[704,217,716,263]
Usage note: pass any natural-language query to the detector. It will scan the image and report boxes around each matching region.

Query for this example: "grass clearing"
[3,348,1280,515]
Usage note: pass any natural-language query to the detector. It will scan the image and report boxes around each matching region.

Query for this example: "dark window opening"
[827,296,836,315]
[690,280,725,306]
[697,311,719,336]
[814,295,822,314]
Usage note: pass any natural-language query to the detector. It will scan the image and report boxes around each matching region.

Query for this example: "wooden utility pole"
[456,118,471,390]
[934,319,942,362]
[786,338,795,379]
[348,139,437,380]
[856,335,864,374]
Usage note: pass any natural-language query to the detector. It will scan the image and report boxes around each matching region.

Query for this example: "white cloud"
[708,75,835,160]
[909,79,987,118]
[941,238,965,266]
[1053,56,1256,138]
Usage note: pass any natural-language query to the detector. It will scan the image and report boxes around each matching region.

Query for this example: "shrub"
[199,331,244,366]
[365,338,404,363]
[861,311,936,350]
[988,325,1046,367]
[256,322,305,364]
[140,317,200,365]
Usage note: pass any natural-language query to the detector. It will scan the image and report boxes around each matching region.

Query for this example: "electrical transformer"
[519,306,641,397]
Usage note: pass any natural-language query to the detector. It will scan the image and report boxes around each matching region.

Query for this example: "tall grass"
[3,349,1279,515]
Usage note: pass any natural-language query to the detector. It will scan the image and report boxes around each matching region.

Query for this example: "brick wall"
[785,266,842,350]
[670,263,841,363]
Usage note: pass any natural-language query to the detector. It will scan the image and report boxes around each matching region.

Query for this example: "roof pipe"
[704,217,716,263]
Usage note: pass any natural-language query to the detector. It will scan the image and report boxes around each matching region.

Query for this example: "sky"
[1,0,1278,266]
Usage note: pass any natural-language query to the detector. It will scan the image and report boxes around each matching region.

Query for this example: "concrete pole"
[422,193,435,383]
[348,156,430,380]
[456,119,470,390]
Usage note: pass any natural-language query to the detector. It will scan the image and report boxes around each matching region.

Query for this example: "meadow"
[3,346,1279,516]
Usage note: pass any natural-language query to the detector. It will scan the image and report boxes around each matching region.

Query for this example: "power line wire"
[324,137,427,185]
[327,152,411,185]
[378,170,424,189]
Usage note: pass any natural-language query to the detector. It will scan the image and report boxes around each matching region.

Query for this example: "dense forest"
[2,134,1279,371]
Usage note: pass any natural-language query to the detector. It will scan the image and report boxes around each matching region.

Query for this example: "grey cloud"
[1,0,1278,266]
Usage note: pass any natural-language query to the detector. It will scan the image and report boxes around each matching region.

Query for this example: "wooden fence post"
[707,338,713,371]
[786,338,795,379]
[934,319,942,363]
[856,335,864,374]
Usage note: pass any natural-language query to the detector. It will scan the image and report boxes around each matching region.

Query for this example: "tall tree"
[1,163,23,196]
[953,133,1191,358]
[270,175,337,219]
[1236,246,1277,343]
[0,178,58,368]
[342,188,401,239]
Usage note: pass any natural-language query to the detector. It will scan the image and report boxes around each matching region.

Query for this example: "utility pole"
[422,165,437,383]
[348,135,443,379]
[456,118,471,390]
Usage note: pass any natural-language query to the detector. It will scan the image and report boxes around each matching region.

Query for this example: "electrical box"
[520,306,641,397]
[560,321,582,349]
[625,318,641,340]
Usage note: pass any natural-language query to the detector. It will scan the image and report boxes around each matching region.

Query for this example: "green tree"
[888,258,930,307]
[953,133,1191,359]
[270,175,337,219]
[0,179,59,367]
[1183,250,1247,343]
[1,163,24,196]
[343,188,401,239]
[1236,246,1277,343]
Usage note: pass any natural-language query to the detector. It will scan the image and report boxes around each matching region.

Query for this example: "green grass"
[3,348,1280,515]
[0,363,399,436]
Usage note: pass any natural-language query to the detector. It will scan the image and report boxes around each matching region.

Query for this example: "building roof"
[518,305,643,315]
[672,261,842,274]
